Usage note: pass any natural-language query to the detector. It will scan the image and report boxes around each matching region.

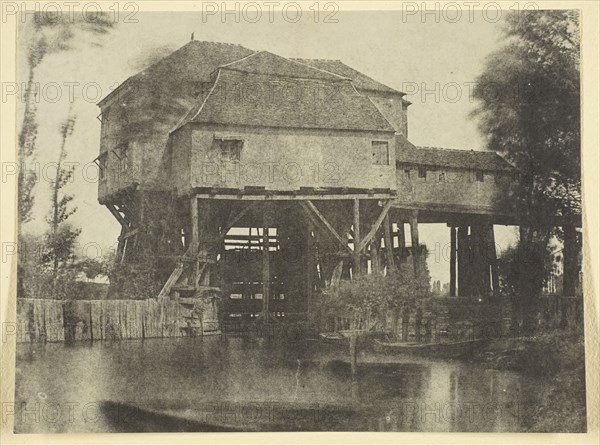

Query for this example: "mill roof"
[173,65,395,132]
[395,135,515,171]
[98,41,255,106]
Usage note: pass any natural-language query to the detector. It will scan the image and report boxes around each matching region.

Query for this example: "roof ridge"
[287,57,350,81]
[416,145,498,154]
[218,50,350,82]
[218,50,262,68]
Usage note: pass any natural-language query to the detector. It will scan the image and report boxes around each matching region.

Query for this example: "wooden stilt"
[190,197,199,285]
[398,221,406,262]
[409,211,420,276]
[353,199,362,276]
[305,223,314,313]
[383,214,396,271]
[371,232,381,275]
[261,207,271,321]
[450,226,457,297]
[489,225,500,298]
[457,226,469,296]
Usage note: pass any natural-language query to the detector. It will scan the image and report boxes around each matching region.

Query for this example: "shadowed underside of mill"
[94,40,578,333]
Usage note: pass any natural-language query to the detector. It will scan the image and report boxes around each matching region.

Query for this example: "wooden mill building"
[95,40,520,332]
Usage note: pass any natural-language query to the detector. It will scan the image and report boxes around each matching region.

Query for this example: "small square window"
[218,139,243,161]
[476,170,484,182]
[371,141,389,165]
[418,167,427,178]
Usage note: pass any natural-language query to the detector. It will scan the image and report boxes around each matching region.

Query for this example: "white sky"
[18,10,518,284]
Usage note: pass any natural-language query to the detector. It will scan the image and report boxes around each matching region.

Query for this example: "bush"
[316,262,431,330]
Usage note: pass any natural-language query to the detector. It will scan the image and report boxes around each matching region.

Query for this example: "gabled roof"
[395,136,514,171]
[173,69,395,133]
[293,58,404,95]
[219,51,350,82]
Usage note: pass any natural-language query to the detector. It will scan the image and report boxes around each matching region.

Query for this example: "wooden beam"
[116,226,126,264]
[106,203,127,228]
[118,227,139,241]
[398,221,406,260]
[457,226,469,296]
[301,201,352,255]
[190,197,200,287]
[158,263,184,302]
[358,200,394,252]
[383,214,396,271]
[489,225,500,298]
[261,210,271,320]
[306,224,314,313]
[409,211,420,276]
[450,226,457,296]
[353,199,362,276]
[194,193,394,201]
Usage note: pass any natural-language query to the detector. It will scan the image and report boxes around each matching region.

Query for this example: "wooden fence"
[16,298,186,343]
[15,294,584,343]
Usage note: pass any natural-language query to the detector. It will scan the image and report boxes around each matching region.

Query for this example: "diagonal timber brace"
[300,201,352,256]
[357,200,393,253]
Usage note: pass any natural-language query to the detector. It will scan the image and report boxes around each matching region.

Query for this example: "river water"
[14,336,542,432]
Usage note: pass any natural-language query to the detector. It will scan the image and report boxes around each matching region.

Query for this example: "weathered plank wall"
[16,298,186,343]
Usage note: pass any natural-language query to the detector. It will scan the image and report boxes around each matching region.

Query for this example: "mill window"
[476,170,484,182]
[418,167,427,178]
[371,141,389,165]
[217,139,243,161]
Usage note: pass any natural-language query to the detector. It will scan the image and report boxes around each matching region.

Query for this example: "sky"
[18,9,519,284]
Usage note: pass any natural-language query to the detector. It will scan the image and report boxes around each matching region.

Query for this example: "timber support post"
[450,226,457,296]
[190,196,200,285]
[398,221,406,263]
[383,213,396,272]
[409,211,420,276]
[305,222,314,312]
[353,199,362,276]
[261,205,272,321]
[457,226,469,296]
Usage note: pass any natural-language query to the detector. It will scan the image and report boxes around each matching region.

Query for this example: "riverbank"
[465,330,587,432]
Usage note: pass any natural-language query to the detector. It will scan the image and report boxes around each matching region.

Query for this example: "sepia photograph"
[1,1,597,439]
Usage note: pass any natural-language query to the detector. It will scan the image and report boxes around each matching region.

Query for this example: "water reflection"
[14,337,539,432]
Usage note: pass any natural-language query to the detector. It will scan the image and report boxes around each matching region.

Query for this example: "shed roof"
[395,135,514,171]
